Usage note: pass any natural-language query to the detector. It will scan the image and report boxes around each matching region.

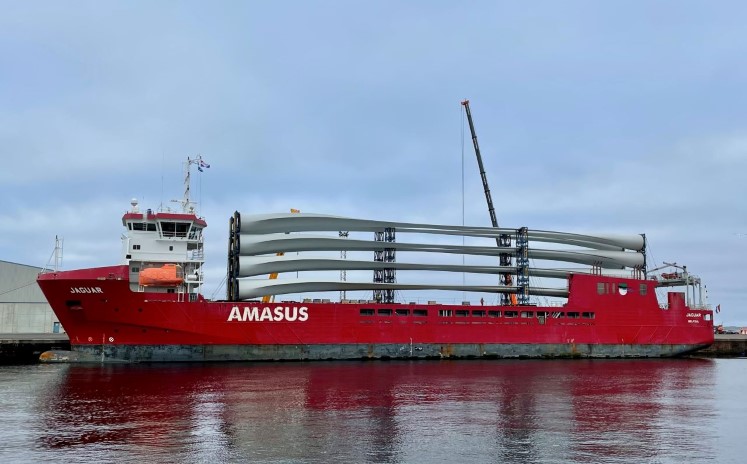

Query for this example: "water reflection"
[32,359,717,463]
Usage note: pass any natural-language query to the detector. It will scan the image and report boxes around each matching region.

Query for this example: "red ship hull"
[37,265,714,362]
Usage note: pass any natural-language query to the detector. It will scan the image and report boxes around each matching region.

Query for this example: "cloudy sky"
[1,2,745,323]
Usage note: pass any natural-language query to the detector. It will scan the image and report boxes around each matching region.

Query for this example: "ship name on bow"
[228,306,309,322]
[70,287,103,294]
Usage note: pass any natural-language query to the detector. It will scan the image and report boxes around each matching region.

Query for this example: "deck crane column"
[461,100,515,305]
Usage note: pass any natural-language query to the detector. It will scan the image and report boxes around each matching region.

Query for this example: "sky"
[1,1,745,324]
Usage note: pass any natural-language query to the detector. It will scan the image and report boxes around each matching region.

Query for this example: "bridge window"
[360,308,374,316]
[520,311,534,318]
[552,312,564,318]
[130,222,156,231]
[505,311,518,318]
[472,310,485,317]
[488,310,501,317]
[582,312,595,319]
[640,284,648,296]
[567,312,580,319]
[395,309,410,316]
[160,222,191,238]
[176,223,189,236]
[439,309,452,317]
[413,309,428,317]
[455,310,469,317]
[597,283,606,295]
[378,309,392,316]
[132,244,141,250]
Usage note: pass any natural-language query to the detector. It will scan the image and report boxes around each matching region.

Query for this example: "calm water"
[0,359,744,464]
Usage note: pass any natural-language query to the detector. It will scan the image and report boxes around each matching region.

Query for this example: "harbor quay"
[0,334,70,364]
[696,334,747,357]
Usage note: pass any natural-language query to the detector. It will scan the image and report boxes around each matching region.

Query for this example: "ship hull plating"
[44,342,710,363]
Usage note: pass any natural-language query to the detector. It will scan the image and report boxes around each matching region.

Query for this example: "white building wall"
[0,260,60,333]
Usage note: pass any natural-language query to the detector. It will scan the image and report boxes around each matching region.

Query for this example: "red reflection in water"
[34,359,716,462]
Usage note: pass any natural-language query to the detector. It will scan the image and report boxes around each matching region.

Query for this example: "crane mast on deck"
[461,100,516,305]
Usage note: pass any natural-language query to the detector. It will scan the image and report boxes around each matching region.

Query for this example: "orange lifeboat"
[138,264,184,287]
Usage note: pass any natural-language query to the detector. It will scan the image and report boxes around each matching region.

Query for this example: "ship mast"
[181,155,206,214]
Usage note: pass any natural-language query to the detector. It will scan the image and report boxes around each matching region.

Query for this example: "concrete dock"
[0,333,744,363]
[0,333,70,364]
[696,334,747,357]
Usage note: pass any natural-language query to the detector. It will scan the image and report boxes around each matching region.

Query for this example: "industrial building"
[0,260,60,333]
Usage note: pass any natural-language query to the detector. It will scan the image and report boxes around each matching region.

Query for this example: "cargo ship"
[37,158,714,362]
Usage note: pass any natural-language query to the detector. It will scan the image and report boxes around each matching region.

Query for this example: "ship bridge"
[122,198,206,299]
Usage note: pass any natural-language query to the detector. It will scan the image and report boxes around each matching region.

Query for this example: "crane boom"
[462,100,499,230]
[461,100,515,305]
